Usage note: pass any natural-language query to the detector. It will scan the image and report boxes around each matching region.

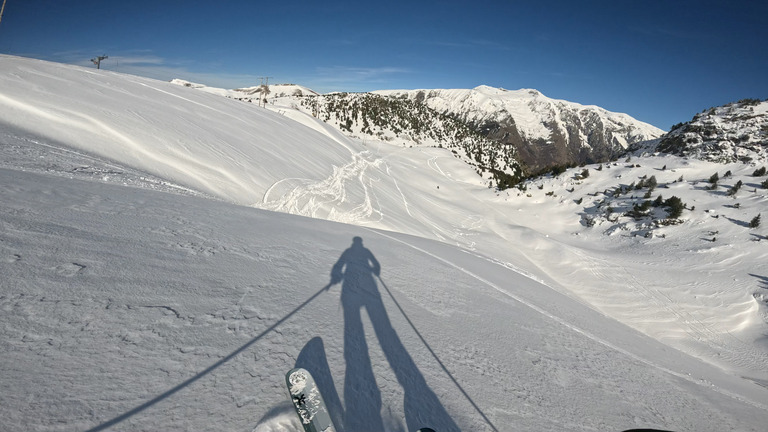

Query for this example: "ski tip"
[285,368,311,392]
[416,428,436,432]
[286,367,307,378]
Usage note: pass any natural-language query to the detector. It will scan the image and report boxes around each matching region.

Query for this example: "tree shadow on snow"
[724,216,751,228]
[326,236,462,432]
[749,273,768,290]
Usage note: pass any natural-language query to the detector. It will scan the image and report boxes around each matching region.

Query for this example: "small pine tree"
[762,179,768,189]
[709,172,720,184]
[647,175,658,190]
[749,214,761,228]
[664,196,685,218]
[752,167,766,177]
[581,168,590,178]
[727,180,743,196]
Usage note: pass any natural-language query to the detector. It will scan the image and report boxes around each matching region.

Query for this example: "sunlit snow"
[1,55,767,432]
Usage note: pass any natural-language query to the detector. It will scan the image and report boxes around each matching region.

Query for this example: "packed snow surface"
[1,55,767,431]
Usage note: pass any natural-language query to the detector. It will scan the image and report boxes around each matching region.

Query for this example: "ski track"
[259,151,385,224]
[366,227,768,413]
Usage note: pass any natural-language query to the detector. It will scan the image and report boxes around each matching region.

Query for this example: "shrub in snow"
[551,165,568,177]
[663,196,685,219]
[753,166,767,177]
[750,214,761,229]
[647,175,658,190]
[727,180,743,196]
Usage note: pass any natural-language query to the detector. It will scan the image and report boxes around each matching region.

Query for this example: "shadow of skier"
[328,236,459,432]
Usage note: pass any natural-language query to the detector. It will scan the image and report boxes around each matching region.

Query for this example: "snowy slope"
[1,55,768,431]
[170,79,319,100]
[3,154,768,432]
[0,57,350,205]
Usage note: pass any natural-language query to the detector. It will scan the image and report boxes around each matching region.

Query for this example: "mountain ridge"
[202,81,665,177]
[655,98,768,163]
[374,86,665,173]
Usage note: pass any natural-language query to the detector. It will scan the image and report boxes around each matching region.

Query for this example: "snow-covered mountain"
[375,86,665,173]
[656,98,768,163]
[171,81,661,183]
[2,55,768,431]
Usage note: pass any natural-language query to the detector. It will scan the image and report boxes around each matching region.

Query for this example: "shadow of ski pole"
[85,285,331,432]
[378,275,500,432]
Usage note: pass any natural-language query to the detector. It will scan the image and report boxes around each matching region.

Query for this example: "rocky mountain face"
[375,86,664,174]
[656,99,768,163]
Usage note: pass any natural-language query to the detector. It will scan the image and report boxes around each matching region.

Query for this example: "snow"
[1,55,767,431]
[373,86,665,145]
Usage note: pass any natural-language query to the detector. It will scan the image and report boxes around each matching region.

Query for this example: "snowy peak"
[375,86,664,173]
[657,99,768,163]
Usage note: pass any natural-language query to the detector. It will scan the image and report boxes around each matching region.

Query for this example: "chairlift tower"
[91,55,108,69]
[257,76,273,107]
[0,0,7,27]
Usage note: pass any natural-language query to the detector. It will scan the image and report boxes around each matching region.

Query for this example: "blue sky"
[1,0,766,129]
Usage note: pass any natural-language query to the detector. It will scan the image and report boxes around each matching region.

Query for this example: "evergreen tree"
[663,196,685,218]
[749,214,761,228]
[647,175,658,190]
[727,180,743,196]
